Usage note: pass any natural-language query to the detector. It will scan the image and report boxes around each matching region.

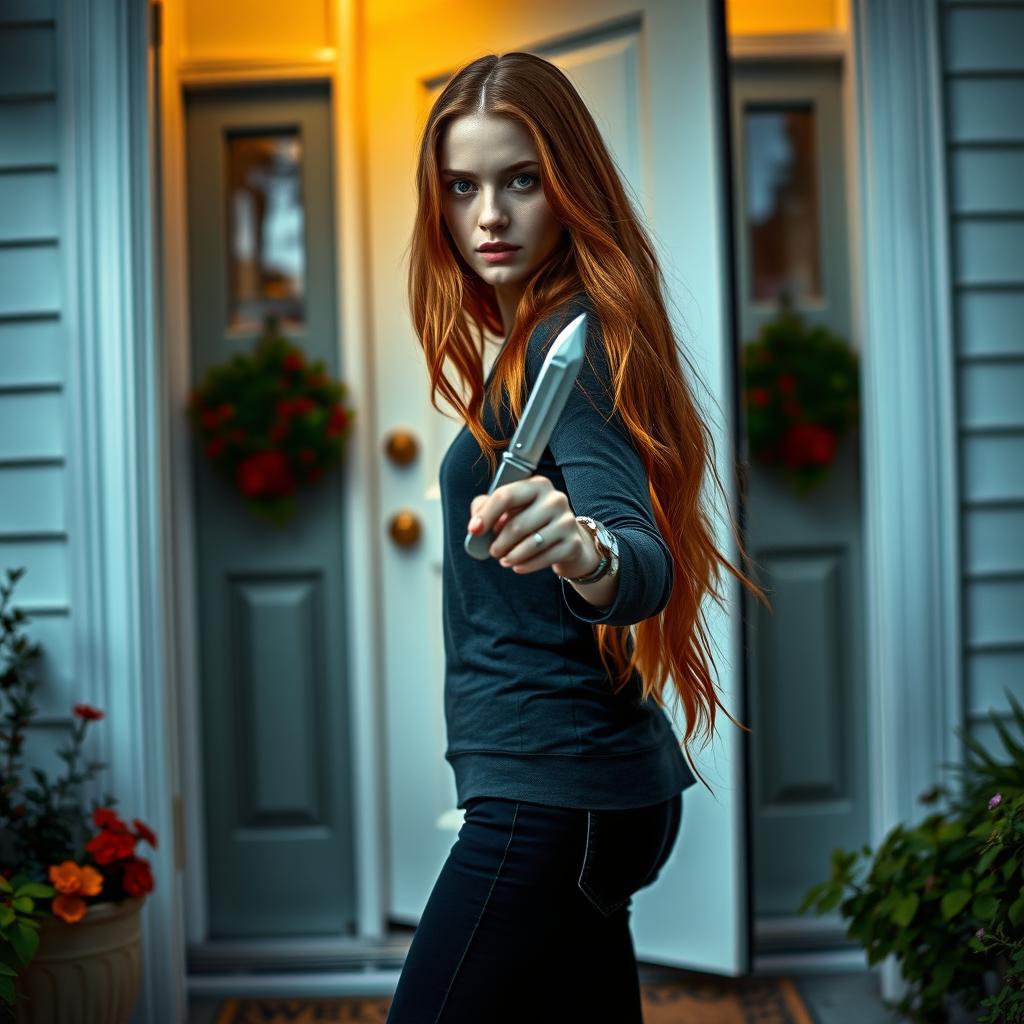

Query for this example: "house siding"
[939,0,1024,752]
[0,0,75,771]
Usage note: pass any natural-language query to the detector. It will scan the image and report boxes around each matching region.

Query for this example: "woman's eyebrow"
[440,159,539,177]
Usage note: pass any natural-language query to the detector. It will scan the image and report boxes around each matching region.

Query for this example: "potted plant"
[0,567,157,1023]
[801,692,1024,1023]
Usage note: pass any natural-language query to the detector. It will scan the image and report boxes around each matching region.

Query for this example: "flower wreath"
[742,305,860,496]
[186,317,355,527]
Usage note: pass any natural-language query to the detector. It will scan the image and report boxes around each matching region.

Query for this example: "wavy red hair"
[408,52,768,793]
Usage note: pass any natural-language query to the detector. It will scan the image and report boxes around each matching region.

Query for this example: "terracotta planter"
[15,897,144,1024]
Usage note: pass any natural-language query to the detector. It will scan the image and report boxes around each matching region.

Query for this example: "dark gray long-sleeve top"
[439,292,697,810]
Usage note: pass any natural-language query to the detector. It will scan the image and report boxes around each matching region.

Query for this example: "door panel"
[185,84,356,937]
[369,0,747,974]
[730,60,869,927]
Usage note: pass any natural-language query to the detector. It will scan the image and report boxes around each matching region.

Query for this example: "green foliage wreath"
[742,306,860,496]
[186,317,355,527]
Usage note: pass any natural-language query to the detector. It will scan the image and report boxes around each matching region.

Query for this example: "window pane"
[744,105,822,304]
[225,128,306,330]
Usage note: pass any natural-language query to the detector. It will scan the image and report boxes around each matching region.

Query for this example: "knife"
[464,311,588,560]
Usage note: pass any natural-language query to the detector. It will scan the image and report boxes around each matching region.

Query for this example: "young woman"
[387,51,765,1024]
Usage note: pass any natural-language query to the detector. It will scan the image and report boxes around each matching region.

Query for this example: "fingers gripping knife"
[463,312,588,560]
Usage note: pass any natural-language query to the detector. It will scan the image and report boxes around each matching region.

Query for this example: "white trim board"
[851,0,963,1002]
[61,0,187,1019]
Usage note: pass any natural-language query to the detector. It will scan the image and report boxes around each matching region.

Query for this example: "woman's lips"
[479,248,520,264]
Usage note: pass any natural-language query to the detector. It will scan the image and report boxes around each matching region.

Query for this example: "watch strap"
[564,515,615,584]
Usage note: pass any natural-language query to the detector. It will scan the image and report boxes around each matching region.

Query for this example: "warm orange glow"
[181,0,334,61]
[726,0,848,35]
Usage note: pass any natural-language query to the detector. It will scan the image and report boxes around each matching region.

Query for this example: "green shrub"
[802,691,1024,1023]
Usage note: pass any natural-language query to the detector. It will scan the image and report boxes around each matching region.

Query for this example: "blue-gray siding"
[940,0,1024,754]
[0,0,74,774]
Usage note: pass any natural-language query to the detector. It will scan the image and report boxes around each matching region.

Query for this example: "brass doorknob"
[389,510,422,548]
[384,428,418,466]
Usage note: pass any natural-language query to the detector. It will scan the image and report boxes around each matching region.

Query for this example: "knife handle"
[463,455,537,560]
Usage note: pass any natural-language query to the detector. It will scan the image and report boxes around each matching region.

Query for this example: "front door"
[368,1,749,974]
[184,83,356,937]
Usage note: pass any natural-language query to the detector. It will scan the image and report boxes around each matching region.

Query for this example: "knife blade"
[464,311,588,560]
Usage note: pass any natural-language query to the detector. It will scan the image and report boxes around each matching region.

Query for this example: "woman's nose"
[478,189,508,231]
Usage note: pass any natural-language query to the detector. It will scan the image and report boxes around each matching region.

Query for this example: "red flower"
[326,405,349,438]
[780,423,837,468]
[200,408,221,431]
[270,421,290,442]
[282,352,305,373]
[235,450,296,498]
[292,396,315,416]
[216,402,235,423]
[86,828,137,865]
[205,437,227,458]
[746,387,770,408]
[73,704,104,721]
[122,857,154,897]
[776,373,797,395]
[133,819,158,849]
[93,806,127,832]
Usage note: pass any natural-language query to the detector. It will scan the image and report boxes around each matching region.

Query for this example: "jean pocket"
[576,793,681,917]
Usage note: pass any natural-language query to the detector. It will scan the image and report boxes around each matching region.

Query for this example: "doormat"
[214,975,815,1023]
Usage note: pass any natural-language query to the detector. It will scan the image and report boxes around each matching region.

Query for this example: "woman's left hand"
[467,476,600,577]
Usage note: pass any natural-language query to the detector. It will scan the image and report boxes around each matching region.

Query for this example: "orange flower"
[79,865,103,897]
[48,861,104,898]
[49,861,82,894]
[52,893,87,923]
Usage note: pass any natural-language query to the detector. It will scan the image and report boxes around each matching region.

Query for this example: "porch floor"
[187,967,904,1023]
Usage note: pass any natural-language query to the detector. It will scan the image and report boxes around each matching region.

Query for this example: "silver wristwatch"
[564,515,620,584]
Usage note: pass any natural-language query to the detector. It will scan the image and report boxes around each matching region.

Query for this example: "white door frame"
[152,0,390,987]
[728,26,866,973]
[96,0,959,1008]
[728,2,963,984]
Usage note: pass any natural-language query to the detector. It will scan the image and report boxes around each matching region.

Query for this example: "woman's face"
[439,112,565,298]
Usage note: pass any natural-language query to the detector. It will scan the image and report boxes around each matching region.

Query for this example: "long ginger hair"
[408,52,768,793]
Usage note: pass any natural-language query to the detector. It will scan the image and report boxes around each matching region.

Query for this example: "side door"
[184,83,356,937]
[730,58,869,934]
[368,0,748,973]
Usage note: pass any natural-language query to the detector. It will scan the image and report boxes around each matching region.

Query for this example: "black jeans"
[386,791,683,1023]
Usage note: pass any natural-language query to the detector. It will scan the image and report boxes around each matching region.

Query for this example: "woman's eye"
[446,171,536,194]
